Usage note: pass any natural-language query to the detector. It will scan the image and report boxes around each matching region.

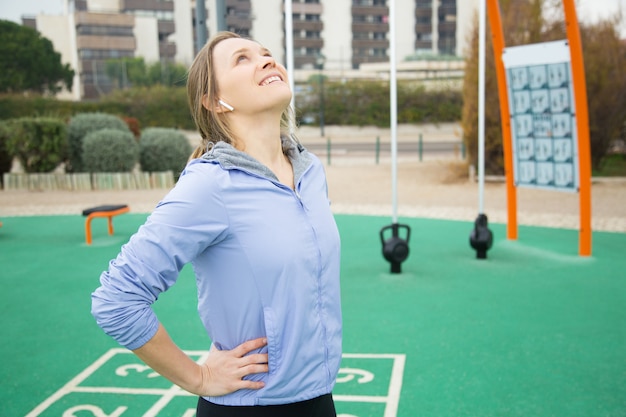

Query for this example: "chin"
[270,91,293,112]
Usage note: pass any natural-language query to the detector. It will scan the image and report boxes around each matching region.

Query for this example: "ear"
[201,94,214,111]
[202,94,230,113]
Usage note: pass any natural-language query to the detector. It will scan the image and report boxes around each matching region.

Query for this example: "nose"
[261,55,276,70]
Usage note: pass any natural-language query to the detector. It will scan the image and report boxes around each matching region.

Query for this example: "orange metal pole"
[487,0,517,240]
[563,0,592,256]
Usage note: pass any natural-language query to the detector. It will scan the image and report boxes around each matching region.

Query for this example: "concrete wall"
[134,16,160,63]
[321,0,351,72]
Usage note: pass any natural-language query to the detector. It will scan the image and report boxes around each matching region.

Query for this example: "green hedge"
[139,127,192,178]
[1,117,67,173]
[82,128,138,172]
[67,112,131,172]
[0,123,14,182]
[0,81,461,131]
[298,80,463,127]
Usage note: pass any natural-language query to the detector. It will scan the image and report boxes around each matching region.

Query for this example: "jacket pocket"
[263,307,281,375]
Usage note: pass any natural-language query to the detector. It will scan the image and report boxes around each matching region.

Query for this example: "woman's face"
[211,37,291,115]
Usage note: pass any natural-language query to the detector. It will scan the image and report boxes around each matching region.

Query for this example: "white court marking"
[26,349,405,417]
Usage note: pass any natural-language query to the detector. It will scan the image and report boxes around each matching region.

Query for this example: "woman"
[91,32,342,416]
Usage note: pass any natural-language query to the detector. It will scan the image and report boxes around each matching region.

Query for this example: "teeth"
[261,76,282,86]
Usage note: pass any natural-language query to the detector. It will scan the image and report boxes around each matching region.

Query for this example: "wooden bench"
[82,204,130,245]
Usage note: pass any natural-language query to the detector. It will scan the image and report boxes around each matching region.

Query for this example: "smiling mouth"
[260,75,283,86]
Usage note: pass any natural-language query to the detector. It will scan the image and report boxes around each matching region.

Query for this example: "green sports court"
[1,212,625,416]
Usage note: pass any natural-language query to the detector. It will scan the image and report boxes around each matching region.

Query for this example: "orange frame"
[563,0,592,256]
[488,0,592,256]
[486,0,517,240]
[84,206,130,245]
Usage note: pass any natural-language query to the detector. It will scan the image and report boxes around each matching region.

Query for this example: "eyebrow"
[231,46,272,58]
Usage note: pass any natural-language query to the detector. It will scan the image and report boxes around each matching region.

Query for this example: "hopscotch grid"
[72,386,195,396]
[26,349,405,417]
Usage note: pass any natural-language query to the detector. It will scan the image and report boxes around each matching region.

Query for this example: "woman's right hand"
[196,337,269,397]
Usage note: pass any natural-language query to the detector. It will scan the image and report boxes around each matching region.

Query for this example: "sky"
[0,0,624,33]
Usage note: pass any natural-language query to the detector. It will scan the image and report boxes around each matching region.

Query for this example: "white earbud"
[218,100,234,112]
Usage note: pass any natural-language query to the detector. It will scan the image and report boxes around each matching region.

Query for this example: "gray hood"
[201,136,312,185]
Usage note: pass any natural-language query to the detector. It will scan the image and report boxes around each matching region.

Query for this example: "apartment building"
[24,0,475,99]
[26,0,194,99]
[217,0,476,71]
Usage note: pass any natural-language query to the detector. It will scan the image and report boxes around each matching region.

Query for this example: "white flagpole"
[389,0,398,223]
[478,0,486,214]
[285,0,295,132]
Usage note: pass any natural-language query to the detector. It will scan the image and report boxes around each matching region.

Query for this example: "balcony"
[415,7,431,16]
[291,2,323,14]
[352,22,389,33]
[293,38,324,49]
[158,20,175,36]
[351,6,388,15]
[352,39,388,49]
[414,40,432,49]
[77,35,136,51]
[226,0,252,15]
[75,11,135,27]
[159,42,176,58]
[415,23,432,33]
[226,15,252,29]
[438,21,456,33]
[293,20,324,31]
[120,0,173,12]
[352,55,388,67]
[295,55,317,69]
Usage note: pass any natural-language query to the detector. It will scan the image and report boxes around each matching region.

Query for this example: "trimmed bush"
[139,127,192,178]
[2,117,67,173]
[82,129,138,173]
[0,122,14,185]
[67,112,130,172]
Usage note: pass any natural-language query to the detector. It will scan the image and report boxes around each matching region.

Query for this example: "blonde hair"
[187,31,296,159]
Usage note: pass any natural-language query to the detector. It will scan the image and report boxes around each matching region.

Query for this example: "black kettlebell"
[380,223,411,273]
[469,213,493,259]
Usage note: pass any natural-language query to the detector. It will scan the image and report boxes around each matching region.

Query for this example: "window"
[78,49,133,59]
[77,25,134,36]
[129,9,173,20]
[306,47,321,55]
[372,48,386,56]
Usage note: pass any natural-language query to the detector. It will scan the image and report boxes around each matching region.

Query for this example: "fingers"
[199,337,270,396]
[242,353,268,366]
[233,337,267,357]
[238,379,266,390]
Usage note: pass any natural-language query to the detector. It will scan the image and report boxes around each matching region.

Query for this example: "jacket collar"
[202,136,312,185]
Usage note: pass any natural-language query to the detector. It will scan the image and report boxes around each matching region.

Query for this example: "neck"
[227,112,285,167]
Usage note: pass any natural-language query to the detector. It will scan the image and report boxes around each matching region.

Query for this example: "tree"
[461,0,626,174]
[105,57,148,88]
[0,20,74,94]
[578,20,626,169]
[105,57,188,88]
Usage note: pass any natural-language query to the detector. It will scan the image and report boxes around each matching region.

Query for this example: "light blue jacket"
[91,139,342,406]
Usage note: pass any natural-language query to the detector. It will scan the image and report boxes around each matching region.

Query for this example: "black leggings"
[196,394,336,417]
